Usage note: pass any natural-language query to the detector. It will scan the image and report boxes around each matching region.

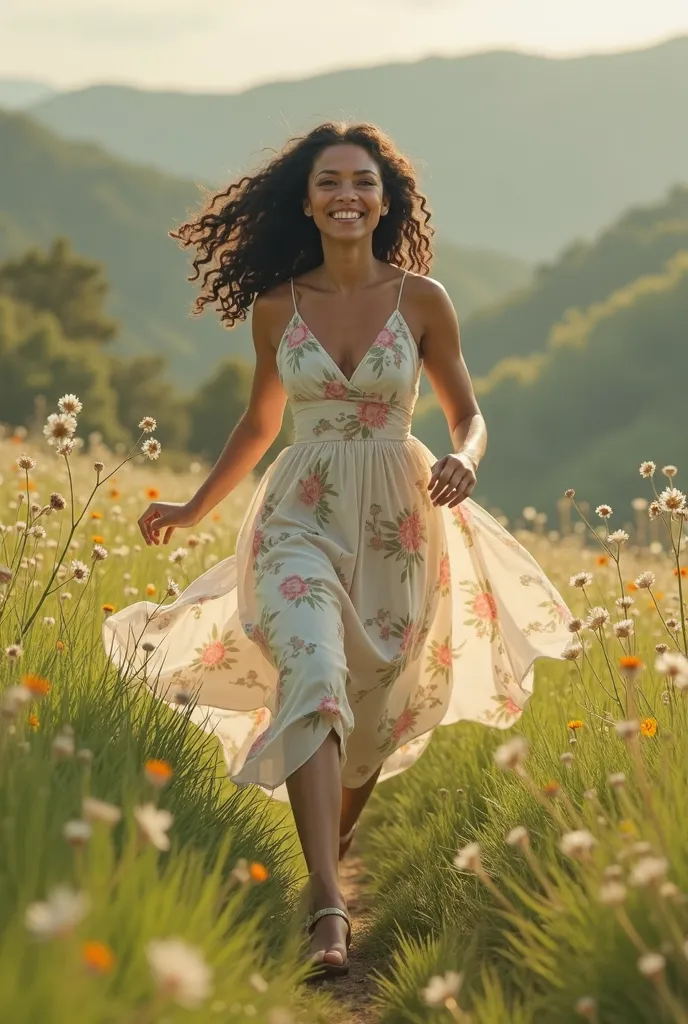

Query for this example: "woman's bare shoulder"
[252,281,295,347]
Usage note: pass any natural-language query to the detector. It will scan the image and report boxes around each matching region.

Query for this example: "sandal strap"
[306,906,351,946]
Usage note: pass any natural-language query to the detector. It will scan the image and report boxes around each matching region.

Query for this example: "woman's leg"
[286,729,349,966]
[340,764,383,839]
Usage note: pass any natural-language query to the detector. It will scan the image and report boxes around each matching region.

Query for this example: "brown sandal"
[305,906,352,979]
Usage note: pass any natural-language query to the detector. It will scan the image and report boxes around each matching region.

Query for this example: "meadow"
[1,395,687,1023]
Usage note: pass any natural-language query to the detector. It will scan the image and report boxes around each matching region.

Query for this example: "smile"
[329,211,364,221]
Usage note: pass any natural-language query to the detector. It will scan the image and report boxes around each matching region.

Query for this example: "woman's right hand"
[137,501,199,547]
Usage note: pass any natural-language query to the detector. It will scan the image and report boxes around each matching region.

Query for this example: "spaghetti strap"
[290,277,298,316]
[396,269,409,310]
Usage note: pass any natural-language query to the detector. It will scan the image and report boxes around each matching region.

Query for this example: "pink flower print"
[472,591,498,622]
[279,574,310,601]
[324,380,349,400]
[316,695,341,717]
[199,639,228,667]
[438,552,451,588]
[397,509,423,553]
[356,401,390,430]
[298,473,324,507]
[380,625,391,640]
[400,622,418,654]
[286,321,309,349]
[376,327,397,349]
[254,707,268,726]
[370,534,384,551]
[555,602,569,621]
[452,505,471,527]
[252,527,263,559]
[435,642,453,668]
[392,705,419,742]
[246,728,271,760]
[503,697,521,717]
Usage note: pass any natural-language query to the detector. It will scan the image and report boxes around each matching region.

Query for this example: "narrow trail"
[319,851,380,1024]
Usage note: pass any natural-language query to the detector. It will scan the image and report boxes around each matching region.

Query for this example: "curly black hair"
[170,121,434,328]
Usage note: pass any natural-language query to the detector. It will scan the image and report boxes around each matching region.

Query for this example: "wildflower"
[56,641,66,652]
[146,584,157,596]
[569,572,593,589]
[102,603,116,615]
[567,617,583,633]
[559,830,597,860]
[93,461,104,473]
[231,858,251,885]
[58,394,83,415]
[82,797,122,826]
[560,752,575,766]
[655,650,688,679]
[82,940,115,974]
[640,717,657,737]
[655,643,669,655]
[28,714,39,730]
[421,971,464,1007]
[637,952,665,980]
[142,641,156,653]
[608,529,629,544]
[618,656,643,677]
[139,416,157,433]
[595,504,613,519]
[22,674,51,699]
[146,938,212,1009]
[506,826,529,848]
[249,973,269,994]
[619,819,636,837]
[43,412,77,446]
[543,780,560,798]
[493,735,528,772]
[5,644,23,660]
[648,501,661,520]
[613,619,634,639]
[659,882,681,901]
[62,820,93,846]
[0,566,13,584]
[595,555,609,567]
[249,862,269,882]
[563,640,583,660]
[0,685,32,718]
[598,881,627,906]
[616,596,634,609]
[575,996,598,1019]
[666,617,680,632]
[604,864,624,880]
[134,804,173,851]
[50,492,66,511]
[629,857,668,888]
[608,772,626,788]
[92,544,108,561]
[585,607,610,630]
[146,488,160,500]
[614,720,639,741]
[661,465,678,478]
[658,487,686,514]
[639,461,656,478]
[142,438,162,460]
[453,842,482,872]
[52,733,75,759]
[144,759,174,789]
[70,560,90,583]
[166,579,181,598]
[567,719,584,731]
[169,547,188,564]
[25,886,90,938]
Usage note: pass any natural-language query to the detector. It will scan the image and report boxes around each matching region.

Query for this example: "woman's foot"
[338,822,357,861]
[306,882,350,972]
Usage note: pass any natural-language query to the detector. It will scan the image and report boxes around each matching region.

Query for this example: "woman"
[103,122,572,979]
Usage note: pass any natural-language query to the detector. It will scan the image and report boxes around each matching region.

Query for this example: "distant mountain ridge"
[10,35,688,260]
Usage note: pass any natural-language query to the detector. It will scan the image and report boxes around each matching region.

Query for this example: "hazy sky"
[2,0,688,93]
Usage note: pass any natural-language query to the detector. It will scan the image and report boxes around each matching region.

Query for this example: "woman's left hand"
[427,452,477,507]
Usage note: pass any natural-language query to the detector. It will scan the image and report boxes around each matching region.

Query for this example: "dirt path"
[318,852,380,1023]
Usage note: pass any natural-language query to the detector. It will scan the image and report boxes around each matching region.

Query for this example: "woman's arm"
[187,294,289,522]
[416,277,486,505]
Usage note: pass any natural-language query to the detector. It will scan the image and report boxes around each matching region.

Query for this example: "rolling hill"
[14,35,688,261]
[0,107,530,389]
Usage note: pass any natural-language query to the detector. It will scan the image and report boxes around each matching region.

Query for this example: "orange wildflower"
[655,591,665,600]
[108,488,121,499]
[595,555,609,566]
[542,780,560,798]
[146,487,160,500]
[82,940,116,974]
[212,513,222,523]
[619,656,643,676]
[249,862,269,882]
[27,481,36,492]
[640,717,658,737]
[144,759,174,788]
[27,714,39,730]
[56,641,66,652]
[102,603,116,614]
[673,567,688,578]
[146,584,157,596]
[92,535,105,544]
[627,582,639,592]
[91,511,103,520]
[567,719,583,731]
[22,674,51,698]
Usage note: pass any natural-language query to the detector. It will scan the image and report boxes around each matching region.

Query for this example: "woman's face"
[304,143,388,241]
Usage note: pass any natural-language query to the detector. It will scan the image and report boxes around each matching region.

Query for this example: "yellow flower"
[567,719,583,731]
[619,819,636,836]
[640,717,658,737]
[249,862,269,882]
[82,940,116,974]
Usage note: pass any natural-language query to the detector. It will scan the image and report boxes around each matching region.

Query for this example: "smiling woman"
[103,121,573,981]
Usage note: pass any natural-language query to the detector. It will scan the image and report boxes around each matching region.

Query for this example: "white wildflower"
[506,826,529,848]
[453,842,482,872]
[142,438,162,460]
[493,735,528,772]
[585,606,610,630]
[595,504,613,519]
[639,461,656,478]
[169,547,188,564]
[139,416,157,433]
[563,640,583,660]
[613,619,634,639]
[43,412,77,447]
[629,856,669,888]
[5,644,23,660]
[657,487,686,514]
[92,544,108,561]
[637,952,665,979]
[608,530,629,544]
[598,881,627,906]
[421,970,464,1007]
[569,572,593,589]
[635,571,656,589]
[614,720,639,740]
[82,797,122,827]
[134,803,173,851]
[62,820,92,846]
[70,560,89,583]
[0,685,32,718]
[559,830,597,860]
[146,937,212,1009]
[661,465,678,478]
[25,886,89,939]
[58,394,83,415]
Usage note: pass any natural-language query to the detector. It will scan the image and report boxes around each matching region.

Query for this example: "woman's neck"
[316,241,383,294]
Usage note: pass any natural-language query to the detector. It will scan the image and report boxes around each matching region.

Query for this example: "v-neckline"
[293,309,403,386]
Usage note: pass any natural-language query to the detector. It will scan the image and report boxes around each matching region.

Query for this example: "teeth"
[331,211,362,220]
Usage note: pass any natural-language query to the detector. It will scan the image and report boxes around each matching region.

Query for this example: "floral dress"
[102,272,573,802]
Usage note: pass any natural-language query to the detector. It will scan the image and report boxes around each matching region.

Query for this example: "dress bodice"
[276,308,423,443]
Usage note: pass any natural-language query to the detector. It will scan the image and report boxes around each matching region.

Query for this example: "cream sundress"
[103,271,573,803]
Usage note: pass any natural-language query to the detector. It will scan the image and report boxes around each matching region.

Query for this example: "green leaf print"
[277,573,329,611]
[189,622,239,673]
[366,504,427,583]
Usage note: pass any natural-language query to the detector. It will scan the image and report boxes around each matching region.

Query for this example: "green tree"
[109,353,190,454]
[0,237,118,344]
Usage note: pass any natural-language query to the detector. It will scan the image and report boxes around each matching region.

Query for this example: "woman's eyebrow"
[314,168,379,177]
